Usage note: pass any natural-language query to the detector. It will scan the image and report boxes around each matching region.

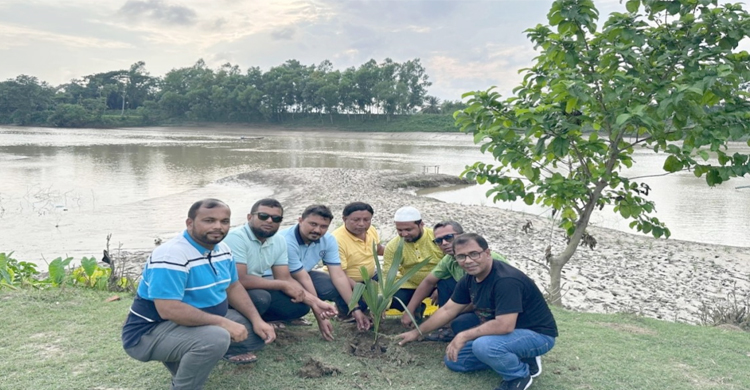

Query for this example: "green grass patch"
[1,288,748,389]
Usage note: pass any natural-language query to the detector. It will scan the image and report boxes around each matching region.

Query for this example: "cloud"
[118,0,197,26]
[270,26,296,40]
[0,23,133,50]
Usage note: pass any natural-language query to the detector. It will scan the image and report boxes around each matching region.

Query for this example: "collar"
[183,230,213,255]
[295,224,320,245]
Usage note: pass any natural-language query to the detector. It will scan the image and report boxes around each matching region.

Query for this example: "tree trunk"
[548,256,570,307]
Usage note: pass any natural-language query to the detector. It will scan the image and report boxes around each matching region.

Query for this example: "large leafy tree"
[456,0,750,306]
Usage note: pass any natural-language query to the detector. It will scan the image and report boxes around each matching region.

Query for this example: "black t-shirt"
[452,260,558,338]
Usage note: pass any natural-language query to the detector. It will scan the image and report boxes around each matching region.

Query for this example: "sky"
[0,0,747,101]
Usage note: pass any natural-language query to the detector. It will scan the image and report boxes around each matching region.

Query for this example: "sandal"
[223,352,258,365]
[269,321,287,329]
[285,318,313,326]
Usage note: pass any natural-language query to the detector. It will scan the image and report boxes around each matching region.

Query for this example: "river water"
[0,126,748,265]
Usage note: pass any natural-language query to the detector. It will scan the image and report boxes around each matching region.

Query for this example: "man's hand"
[282,281,306,303]
[221,319,249,343]
[252,320,276,344]
[445,332,467,362]
[353,310,371,331]
[311,299,338,319]
[397,329,420,346]
[317,318,335,341]
[430,289,439,306]
[400,312,414,328]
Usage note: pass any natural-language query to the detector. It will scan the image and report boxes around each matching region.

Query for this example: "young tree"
[456,0,750,306]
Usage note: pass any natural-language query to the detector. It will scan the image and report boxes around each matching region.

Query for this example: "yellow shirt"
[332,225,380,282]
[383,228,444,290]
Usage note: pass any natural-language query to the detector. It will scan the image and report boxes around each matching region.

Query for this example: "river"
[0,126,748,265]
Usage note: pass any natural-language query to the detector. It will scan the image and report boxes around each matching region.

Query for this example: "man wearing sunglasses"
[399,233,557,390]
[224,198,337,338]
[280,204,372,337]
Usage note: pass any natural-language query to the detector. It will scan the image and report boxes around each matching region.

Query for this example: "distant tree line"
[0,59,467,128]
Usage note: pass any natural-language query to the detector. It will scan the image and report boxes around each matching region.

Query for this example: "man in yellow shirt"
[331,202,384,316]
[382,206,443,313]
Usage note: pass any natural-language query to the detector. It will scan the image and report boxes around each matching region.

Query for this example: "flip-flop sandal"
[269,321,286,329]
[223,352,258,365]
[424,327,454,342]
[285,318,313,326]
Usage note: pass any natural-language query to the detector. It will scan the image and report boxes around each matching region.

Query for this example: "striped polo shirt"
[121,230,238,349]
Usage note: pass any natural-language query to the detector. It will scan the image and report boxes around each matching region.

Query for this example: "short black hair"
[250,198,283,214]
[188,198,228,220]
[342,202,374,217]
[434,221,464,234]
[301,204,334,221]
[453,233,489,251]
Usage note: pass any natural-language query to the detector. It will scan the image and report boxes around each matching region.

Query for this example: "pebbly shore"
[119,168,750,325]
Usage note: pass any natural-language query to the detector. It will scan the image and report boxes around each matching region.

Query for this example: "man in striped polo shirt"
[122,199,276,390]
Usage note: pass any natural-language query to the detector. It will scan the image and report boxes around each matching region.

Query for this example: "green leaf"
[81,257,98,278]
[626,0,640,13]
[550,136,570,157]
[663,155,684,172]
[616,113,631,125]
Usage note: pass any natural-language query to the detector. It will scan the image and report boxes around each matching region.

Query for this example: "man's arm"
[398,299,466,345]
[226,281,276,343]
[235,263,305,301]
[329,264,371,330]
[401,273,440,327]
[154,299,249,342]
[446,313,518,362]
[290,268,318,296]
[273,264,337,319]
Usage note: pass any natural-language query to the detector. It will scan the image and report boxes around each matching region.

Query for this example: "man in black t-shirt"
[398,233,557,390]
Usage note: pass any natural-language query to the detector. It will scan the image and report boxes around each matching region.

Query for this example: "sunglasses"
[433,233,456,245]
[253,212,283,223]
[455,251,483,262]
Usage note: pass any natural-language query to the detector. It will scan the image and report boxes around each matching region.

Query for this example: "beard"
[251,224,278,239]
[405,230,423,243]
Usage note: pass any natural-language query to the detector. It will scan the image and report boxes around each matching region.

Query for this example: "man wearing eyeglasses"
[224,198,337,339]
[400,222,508,338]
[398,233,557,390]
[382,206,444,313]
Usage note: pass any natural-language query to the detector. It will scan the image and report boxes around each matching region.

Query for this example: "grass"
[1,288,749,390]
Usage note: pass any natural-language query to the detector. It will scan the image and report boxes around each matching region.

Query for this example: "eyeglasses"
[433,233,456,245]
[253,212,283,223]
[455,251,483,262]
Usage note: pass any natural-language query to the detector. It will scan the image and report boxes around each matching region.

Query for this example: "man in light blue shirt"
[282,205,371,332]
[224,198,338,341]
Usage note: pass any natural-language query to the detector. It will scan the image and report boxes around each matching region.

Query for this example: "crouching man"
[398,233,557,390]
[122,199,275,390]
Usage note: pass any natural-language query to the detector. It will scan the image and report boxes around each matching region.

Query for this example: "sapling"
[349,240,432,343]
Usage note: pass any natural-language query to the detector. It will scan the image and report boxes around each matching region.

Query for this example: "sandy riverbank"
[121,168,750,325]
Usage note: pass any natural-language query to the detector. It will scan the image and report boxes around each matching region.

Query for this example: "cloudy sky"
[0,0,745,101]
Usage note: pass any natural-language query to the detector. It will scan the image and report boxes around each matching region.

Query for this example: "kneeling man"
[398,233,557,390]
[282,205,371,334]
[122,199,275,390]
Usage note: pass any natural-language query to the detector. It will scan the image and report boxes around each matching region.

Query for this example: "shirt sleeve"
[382,238,397,275]
[430,255,451,279]
[322,236,341,266]
[284,234,304,273]
[451,275,471,305]
[142,254,188,300]
[275,236,289,267]
[493,278,524,316]
[223,232,248,265]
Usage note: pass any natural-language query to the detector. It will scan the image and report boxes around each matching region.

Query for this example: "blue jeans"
[444,328,555,381]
